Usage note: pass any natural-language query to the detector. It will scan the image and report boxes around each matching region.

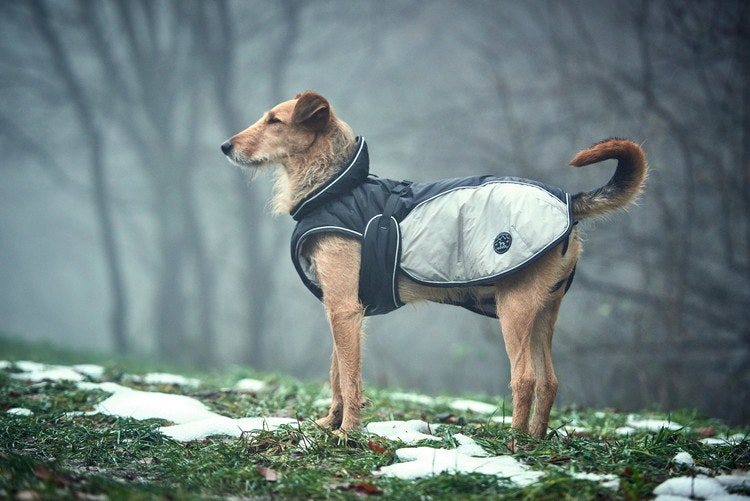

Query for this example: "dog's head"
[221,91,336,169]
[221,91,357,214]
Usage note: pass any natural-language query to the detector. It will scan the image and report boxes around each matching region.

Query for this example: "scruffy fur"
[221,91,648,442]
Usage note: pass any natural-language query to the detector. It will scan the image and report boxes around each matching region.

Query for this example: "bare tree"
[205,0,304,370]
[27,0,130,354]
[459,0,749,422]
[24,0,226,366]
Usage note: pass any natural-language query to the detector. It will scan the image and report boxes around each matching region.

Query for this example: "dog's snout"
[221,140,233,155]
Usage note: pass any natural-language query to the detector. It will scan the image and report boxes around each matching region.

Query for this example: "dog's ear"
[292,91,330,132]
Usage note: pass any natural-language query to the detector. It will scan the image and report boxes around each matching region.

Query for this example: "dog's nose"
[221,140,233,155]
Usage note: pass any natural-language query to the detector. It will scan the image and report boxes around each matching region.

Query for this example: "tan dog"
[221,91,647,439]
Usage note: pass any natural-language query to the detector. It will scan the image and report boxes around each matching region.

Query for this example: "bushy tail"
[570,138,648,219]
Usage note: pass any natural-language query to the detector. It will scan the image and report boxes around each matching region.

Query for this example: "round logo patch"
[493,232,512,254]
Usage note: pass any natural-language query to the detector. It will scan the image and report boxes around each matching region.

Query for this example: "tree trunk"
[31,0,129,353]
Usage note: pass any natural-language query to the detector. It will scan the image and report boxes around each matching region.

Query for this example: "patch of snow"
[366,420,441,444]
[388,392,437,406]
[72,364,105,379]
[370,426,554,487]
[160,416,296,441]
[673,451,695,467]
[9,360,104,382]
[701,434,747,446]
[14,361,48,372]
[616,414,683,435]
[453,433,489,457]
[653,474,750,501]
[491,415,514,425]
[0,360,12,369]
[376,446,543,486]
[132,372,200,387]
[572,472,620,491]
[13,366,86,382]
[559,424,590,436]
[449,399,499,415]
[82,382,216,424]
[387,393,502,416]
[7,407,33,416]
[234,378,268,392]
[716,472,750,490]
[77,381,295,442]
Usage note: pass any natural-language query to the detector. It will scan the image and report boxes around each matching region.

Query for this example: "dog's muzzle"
[220,140,233,155]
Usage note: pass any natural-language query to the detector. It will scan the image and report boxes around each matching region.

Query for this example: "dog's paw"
[506,437,519,453]
[315,414,342,429]
[338,419,363,433]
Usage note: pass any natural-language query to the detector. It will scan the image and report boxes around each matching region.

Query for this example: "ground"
[0,343,748,500]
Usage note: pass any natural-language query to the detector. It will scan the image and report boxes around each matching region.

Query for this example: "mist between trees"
[0,0,747,424]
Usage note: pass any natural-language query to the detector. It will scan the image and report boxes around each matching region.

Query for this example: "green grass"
[1,335,748,500]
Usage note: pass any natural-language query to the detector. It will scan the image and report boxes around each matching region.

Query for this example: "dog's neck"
[285,137,370,221]
[272,123,358,215]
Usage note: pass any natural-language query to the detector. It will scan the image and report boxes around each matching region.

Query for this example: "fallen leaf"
[350,481,383,496]
[368,441,387,454]
[33,465,72,487]
[256,465,281,482]
[696,426,715,438]
[327,481,383,496]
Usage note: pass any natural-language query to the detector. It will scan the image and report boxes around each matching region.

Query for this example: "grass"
[1,335,748,500]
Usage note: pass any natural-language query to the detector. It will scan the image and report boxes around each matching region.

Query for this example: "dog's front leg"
[325,303,365,431]
[316,347,343,429]
[311,235,365,431]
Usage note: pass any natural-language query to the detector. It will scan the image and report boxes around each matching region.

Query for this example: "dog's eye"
[267,116,282,124]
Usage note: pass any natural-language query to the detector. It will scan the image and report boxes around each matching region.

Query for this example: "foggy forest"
[0,0,747,426]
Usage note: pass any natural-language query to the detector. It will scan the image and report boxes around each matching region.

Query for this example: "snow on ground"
[130,372,201,387]
[161,416,298,442]
[234,378,269,392]
[615,414,683,435]
[388,392,505,417]
[78,380,215,424]
[3,360,748,495]
[377,445,544,486]
[77,380,296,441]
[7,407,34,416]
[652,452,750,500]
[653,473,750,500]
[366,420,442,443]
[9,360,104,382]
[701,435,748,446]
[368,420,543,485]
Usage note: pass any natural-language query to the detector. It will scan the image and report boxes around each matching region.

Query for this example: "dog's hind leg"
[311,234,366,431]
[528,294,563,438]
[495,282,539,436]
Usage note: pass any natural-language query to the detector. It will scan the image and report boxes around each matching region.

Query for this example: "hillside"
[0,341,748,500]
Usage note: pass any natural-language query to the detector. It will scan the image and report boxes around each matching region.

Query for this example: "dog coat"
[290,138,575,318]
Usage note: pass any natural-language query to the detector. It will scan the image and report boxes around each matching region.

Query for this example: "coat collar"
[290,137,370,221]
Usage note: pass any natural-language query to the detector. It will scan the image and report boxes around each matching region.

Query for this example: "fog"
[0,0,747,424]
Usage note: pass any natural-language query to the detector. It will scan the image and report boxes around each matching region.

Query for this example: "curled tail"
[570,138,648,219]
